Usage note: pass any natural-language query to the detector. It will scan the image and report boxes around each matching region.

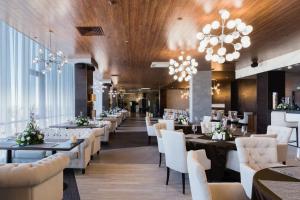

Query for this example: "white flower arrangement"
[210,122,233,141]
[76,116,89,126]
[178,114,189,125]
[16,113,44,146]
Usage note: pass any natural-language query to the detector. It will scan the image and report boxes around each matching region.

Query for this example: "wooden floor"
[76,115,191,200]
[75,114,300,200]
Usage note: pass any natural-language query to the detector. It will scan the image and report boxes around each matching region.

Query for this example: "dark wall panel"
[75,63,94,117]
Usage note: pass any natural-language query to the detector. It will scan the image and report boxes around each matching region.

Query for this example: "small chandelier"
[197,9,253,64]
[109,89,118,98]
[168,52,198,82]
[33,30,68,74]
[211,80,221,95]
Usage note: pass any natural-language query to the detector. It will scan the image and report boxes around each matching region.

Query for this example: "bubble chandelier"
[33,30,68,74]
[168,52,199,82]
[196,9,253,64]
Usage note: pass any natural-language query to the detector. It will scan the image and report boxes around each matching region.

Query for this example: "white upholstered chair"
[153,122,167,167]
[200,122,219,134]
[145,116,156,144]
[158,119,175,130]
[271,111,299,147]
[100,121,112,143]
[236,137,283,198]
[251,125,292,163]
[0,153,69,200]
[161,130,210,194]
[90,127,104,158]
[203,116,211,123]
[187,151,247,200]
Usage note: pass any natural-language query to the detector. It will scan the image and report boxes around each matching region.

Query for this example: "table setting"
[185,122,240,181]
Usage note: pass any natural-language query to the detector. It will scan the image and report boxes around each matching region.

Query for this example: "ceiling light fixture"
[33,30,68,74]
[168,51,198,82]
[211,80,221,95]
[196,9,253,64]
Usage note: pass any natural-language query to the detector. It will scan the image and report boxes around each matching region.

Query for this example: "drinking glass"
[192,125,197,135]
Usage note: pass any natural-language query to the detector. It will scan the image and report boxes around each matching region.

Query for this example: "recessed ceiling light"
[287,66,293,69]
[124,40,129,44]
[141,88,151,90]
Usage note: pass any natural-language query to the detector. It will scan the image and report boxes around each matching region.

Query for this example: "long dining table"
[185,134,238,181]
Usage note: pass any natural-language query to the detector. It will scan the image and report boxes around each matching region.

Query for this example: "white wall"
[236,29,300,78]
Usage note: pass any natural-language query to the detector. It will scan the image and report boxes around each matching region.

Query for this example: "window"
[0,20,75,137]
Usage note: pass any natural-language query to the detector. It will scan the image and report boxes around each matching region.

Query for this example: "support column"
[189,71,212,123]
[257,71,285,133]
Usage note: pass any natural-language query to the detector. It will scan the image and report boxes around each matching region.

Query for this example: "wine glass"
[192,125,197,135]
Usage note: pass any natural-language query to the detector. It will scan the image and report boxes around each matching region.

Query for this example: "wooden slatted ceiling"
[0,0,300,89]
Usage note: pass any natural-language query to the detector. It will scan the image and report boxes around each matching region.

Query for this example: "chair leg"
[159,153,162,167]
[182,173,185,194]
[97,150,100,155]
[82,169,85,174]
[166,167,170,185]
[148,136,151,145]
[296,127,299,147]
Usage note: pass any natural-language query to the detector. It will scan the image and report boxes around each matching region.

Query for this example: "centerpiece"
[16,113,44,146]
[210,122,233,141]
[177,114,189,125]
[75,116,89,126]
[276,102,290,110]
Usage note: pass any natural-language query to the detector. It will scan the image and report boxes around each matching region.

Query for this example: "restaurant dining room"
[1,0,300,200]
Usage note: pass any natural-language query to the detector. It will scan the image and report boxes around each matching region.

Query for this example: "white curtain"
[0,20,75,137]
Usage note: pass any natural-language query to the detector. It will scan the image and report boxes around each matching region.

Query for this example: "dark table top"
[185,134,237,181]
[252,166,300,200]
[0,138,84,151]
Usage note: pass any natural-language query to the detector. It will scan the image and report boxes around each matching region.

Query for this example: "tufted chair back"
[187,151,212,200]
[161,130,187,173]
[236,137,278,170]
[158,119,175,131]
[267,125,292,144]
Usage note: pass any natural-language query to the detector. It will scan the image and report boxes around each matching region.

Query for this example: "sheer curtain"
[0,20,75,137]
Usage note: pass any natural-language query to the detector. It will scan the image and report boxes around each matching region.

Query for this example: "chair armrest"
[190,150,211,170]
[209,182,248,200]
[0,153,69,188]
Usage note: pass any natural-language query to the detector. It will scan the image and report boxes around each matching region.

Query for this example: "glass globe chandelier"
[168,52,199,82]
[196,9,253,64]
[32,30,68,74]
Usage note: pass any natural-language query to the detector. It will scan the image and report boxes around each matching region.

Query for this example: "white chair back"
[203,116,211,123]
[236,137,278,170]
[200,122,219,134]
[145,116,151,126]
[158,119,175,130]
[267,125,292,144]
[161,130,187,173]
[187,151,212,200]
